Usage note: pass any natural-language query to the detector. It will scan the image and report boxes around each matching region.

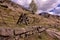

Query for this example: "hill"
[0,0,60,40]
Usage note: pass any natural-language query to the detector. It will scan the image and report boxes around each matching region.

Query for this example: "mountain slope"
[0,0,60,40]
[0,0,60,29]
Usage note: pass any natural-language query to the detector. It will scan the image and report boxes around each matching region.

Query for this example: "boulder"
[46,28,60,39]
[37,28,45,33]
[14,28,26,35]
[25,26,33,32]
[0,27,14,36]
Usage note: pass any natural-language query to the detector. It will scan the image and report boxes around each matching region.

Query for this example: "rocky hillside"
[0,0,60,40]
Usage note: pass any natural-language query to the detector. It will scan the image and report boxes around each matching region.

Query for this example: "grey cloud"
[11,0,32,9]
[34,0,59,11]
[11,0,60,15]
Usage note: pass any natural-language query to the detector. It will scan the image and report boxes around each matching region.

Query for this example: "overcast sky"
[11,0,32,9]
[11,0,60,16]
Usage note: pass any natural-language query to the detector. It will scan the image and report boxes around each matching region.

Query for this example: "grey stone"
[0,27,14,36]
[38,28,45,32]
[15,35,20,40]
[5,37,15,40]
[46,28,60,39]
[14,28,26,35]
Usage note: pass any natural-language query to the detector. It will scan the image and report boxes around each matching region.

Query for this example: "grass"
[0,3,60,40]
[17,24,27,28]
[41,32,54,40]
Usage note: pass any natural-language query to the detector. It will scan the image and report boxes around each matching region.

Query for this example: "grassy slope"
[0,2,60,40]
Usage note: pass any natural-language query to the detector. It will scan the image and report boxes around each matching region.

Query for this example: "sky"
[49,4,60,15]
[11,0,60,16]
[11,0,32,9]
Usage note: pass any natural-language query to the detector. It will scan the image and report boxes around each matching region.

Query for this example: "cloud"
[10,0,60,16]
[11,0,32,9]
[48,7,60,16]
[34,0,59,11]
[53,7,60,14]
[35,10,43,14]
[11,0,60,11]
[57,4,60,7]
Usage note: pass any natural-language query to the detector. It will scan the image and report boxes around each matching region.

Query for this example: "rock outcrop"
[0,26,46,40]
[0,26,60,40]
[0,0,60,40]
[0,27,13,36]
[46,28,60,40]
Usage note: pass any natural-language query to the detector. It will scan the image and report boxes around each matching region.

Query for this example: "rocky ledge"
[0,26,60,40]
[0,26,46,40]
